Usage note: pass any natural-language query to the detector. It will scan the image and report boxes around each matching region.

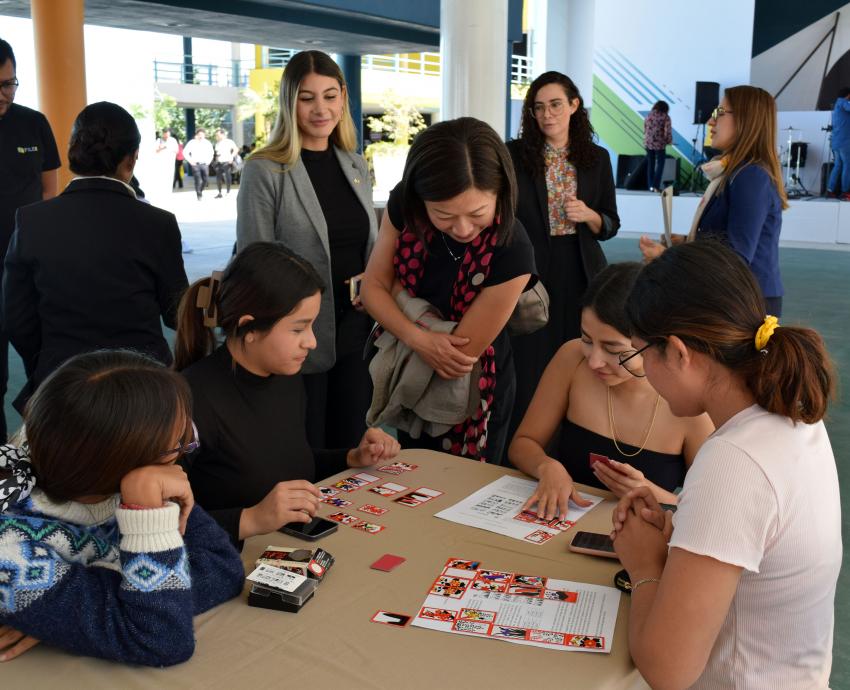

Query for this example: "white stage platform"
[615,190,850,247]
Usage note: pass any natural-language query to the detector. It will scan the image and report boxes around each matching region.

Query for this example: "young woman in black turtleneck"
[174,242,399,546]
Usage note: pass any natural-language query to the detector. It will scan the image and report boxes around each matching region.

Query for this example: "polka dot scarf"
[394,227,498,462]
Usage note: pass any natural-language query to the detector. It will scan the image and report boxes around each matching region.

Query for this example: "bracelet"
[631,577,661,593]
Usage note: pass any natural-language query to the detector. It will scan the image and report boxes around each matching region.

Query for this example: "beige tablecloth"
[3,449,648,689]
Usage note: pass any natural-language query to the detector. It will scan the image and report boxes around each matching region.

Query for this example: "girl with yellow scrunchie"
[610,241,839,689]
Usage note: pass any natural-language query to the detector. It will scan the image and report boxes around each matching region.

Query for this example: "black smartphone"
[279,516,338,541]
[568,531,618,559]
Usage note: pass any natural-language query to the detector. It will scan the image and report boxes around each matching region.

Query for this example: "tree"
[237,80,280,146]
[366,90,426,146]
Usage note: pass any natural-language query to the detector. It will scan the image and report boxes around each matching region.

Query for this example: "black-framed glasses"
[618,343,653,377]
[0,78,19,94]
[711,106,732,120]
[160,422,200,458]
[531,100,566,118]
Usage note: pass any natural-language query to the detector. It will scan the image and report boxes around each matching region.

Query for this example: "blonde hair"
[720,85,788,210]
[251,50,357,168]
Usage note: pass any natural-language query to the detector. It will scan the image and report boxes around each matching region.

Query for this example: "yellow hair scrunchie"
[754,315,780,351]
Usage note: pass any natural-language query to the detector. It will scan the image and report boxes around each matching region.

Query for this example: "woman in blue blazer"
[641,85,787,316]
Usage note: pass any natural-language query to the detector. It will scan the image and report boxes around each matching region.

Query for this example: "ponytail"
[745,325,834,424]
[174,276,219,371]
[173,242,325,372]
[626,241,835,424]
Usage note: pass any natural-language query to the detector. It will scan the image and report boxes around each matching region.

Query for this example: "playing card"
[368,482,408,497]
[459,608,496,623]
[370,554,406,572]
[333,480,360,493]
[524,529,554,544]
[358,504,389,516]
[318,486,339,497]
[351,520,385,534]
[319,496,352,507]
[371,610,411,627]
[444,558,480,571]
[327,511,359,525]
[419,606,458,622]
[589,452,612,469]
[429,575,472,599]
[377,464,404,475]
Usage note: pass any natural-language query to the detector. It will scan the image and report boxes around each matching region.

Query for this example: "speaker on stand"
[687,82,720,192]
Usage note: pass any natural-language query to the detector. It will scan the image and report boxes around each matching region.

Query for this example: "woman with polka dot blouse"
[361,118,537,464]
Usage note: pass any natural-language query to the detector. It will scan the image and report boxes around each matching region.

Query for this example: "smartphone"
[279,516,338,541]
[349,275,363,301]
[568,531,618,559]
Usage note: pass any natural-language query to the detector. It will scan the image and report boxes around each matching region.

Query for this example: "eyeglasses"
[0,78,19,94]
[617,342,654,377]
[711,106,732,120]
[159,422,200,458]
[531,100,565,118]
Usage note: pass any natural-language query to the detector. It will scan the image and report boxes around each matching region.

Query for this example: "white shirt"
[214,138,238,165]
[183,138,214,166]
[670,405,841,690]
[158,136,178,155]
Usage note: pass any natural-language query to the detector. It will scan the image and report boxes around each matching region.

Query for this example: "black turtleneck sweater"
[181,344,349,544]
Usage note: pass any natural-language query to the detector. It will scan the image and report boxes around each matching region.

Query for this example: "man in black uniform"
[0,39,60,440]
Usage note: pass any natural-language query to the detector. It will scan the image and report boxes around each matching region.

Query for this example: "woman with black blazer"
[2,102,188,412]
[237,50,377,450]
[507,71,620,441]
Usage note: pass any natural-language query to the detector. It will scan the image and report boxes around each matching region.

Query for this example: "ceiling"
[0,0,441,54]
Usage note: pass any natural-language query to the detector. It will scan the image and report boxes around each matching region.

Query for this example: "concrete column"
[526,0,596,106]
[231,43,244,147]
[440,0,509,137]
[339,54,362,153]
[31,0,87,188]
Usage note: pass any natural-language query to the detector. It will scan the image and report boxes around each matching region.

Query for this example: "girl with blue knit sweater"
[0,350,244,666]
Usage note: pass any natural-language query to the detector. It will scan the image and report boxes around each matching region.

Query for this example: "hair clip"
[196,270,223,327]
[759,348,769,356]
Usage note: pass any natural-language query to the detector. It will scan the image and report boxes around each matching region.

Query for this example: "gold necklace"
[607,386,661,458]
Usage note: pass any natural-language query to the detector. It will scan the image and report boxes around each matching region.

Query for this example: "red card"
[370,554,406,572]
[589,452,612,469]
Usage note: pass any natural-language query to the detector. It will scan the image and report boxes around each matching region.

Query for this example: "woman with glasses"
[506,71,620,447]
[611,241,838,689]
[0,350,244,666]
[175,242,398,546]
[508,263,712,521]
[640,86,787,316]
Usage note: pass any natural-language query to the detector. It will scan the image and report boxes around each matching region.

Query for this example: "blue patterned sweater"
[0,489,244,666]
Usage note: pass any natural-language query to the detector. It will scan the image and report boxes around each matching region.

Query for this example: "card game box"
[255,546,335,582]
[246,564,318,613]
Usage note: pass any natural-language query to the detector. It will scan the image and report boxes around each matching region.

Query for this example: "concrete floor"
[4,186,848,687]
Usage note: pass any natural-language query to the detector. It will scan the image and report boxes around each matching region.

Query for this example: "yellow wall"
[249,67,283,140]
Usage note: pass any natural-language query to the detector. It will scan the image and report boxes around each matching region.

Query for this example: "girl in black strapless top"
[508,263,713,521]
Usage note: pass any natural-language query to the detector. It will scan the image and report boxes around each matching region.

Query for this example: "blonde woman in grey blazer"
[237,51,377,450]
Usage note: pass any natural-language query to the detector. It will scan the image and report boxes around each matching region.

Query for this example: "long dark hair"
[400,117,517,244]
[25,350,192,502]
[68,101,141,176]
[626,241,833,424]
[580,262,642,337]
[174,242,325,371]
[518,71,598,175]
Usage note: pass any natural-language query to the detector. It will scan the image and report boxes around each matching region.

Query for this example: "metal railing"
[153,58,252,87]
[154,52,533,88]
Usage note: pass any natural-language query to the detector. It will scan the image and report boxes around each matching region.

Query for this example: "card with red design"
[371,610,411,627]
[358,504,389,516]
[352,520,385,534]
[327,511,359,525]
[589,452,613,469]
[368,482,407,497]
[319,496,352,508]
[419,606,458,622]
[524,529,554,544]
[393,487,443,507]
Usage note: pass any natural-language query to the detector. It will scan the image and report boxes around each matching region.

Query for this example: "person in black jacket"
[506,71,620,443]
[1,101,188,412]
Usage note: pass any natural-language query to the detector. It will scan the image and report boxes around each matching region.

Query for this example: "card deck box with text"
[254,545,335,582]
[246,564,318,612]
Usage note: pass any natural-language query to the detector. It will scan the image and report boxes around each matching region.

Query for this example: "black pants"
[303,348,373,451]
[173,159,183,188]
[191,164,209,197]
[216,162,233,194]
